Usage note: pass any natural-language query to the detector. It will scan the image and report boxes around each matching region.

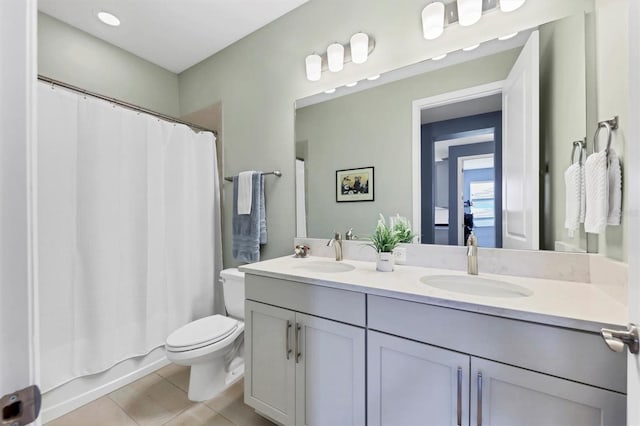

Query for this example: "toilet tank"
[220,268,245,320]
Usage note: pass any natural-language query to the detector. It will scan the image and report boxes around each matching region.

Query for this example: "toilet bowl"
[165,268,245,401]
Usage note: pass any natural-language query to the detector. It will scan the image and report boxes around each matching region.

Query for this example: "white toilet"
[165,268,245,401]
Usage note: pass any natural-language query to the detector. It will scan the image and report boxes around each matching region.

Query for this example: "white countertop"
[240,255,627,333]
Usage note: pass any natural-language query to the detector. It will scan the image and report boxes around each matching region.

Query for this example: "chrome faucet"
[467,231,478,275]
[345,228,356,240]
[327,232,343,261]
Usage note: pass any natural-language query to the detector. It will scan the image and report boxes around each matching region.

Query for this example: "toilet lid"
[166,315,238,349]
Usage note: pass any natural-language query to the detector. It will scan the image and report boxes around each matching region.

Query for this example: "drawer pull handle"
[295,323,302,363]
[477,372,483,426]
[457,367,462,426]
[285,321,292,360]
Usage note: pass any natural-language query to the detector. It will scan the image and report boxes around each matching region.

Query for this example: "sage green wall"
[539,14,587,252]
[295,49,519,239]
[38,13,180,116]
[178,0,586,266]
[593,0,628,261]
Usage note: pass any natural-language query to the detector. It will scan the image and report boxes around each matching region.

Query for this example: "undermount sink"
[293,260,356,273]
[420,274,533,298]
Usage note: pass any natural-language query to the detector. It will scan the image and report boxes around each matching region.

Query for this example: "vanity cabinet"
[368,331,470,426]
[244,275,366,426]
[368,295,626,426]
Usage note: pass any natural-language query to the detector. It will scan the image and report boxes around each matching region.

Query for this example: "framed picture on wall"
[336,167,374,202]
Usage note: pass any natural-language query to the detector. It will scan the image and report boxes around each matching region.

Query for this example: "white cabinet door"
[470,357,626,426]
[245,301,296,426]
[295,313,365,426]
[368,331,470,426]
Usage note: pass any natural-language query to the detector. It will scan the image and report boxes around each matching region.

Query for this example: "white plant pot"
[376,252,395,272]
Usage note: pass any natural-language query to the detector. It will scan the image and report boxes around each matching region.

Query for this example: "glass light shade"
[422,2,445,40]
[305,54,322,81]
[97,11,120,26]
[500,0,526,12]
[350,33,369,64]
[457,0,482,26]
[327,43,345,72]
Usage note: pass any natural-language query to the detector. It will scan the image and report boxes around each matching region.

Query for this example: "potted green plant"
[391,214,415,244]
[368,214,400,272]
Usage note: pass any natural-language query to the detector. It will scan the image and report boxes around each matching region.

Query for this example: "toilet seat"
[166,315,238,352]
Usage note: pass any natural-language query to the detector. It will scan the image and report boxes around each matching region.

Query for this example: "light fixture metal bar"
[444,0,498,25]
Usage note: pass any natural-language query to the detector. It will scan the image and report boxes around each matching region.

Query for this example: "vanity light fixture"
[457,0,482,27]
[422,2,445,40]
[350,32,369,64]
[345,81,358,87]
[305,54,322,81]
[367,74,381,81]
[432,53,447,61]
[97,11,120,26]
[304,33,375,82]
[327,43,345,72]
[499,0,526,12]
[463,43,480,51]
[498,32,518,40]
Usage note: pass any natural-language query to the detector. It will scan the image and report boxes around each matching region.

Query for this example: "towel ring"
[594,121,612,156]
[571,140,585,166]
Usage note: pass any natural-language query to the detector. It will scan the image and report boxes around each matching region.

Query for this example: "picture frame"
[336,166,374,202]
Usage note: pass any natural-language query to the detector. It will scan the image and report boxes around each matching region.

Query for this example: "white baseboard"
[41,354,170,423]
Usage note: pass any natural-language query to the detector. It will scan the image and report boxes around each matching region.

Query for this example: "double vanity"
[240,244,627,426]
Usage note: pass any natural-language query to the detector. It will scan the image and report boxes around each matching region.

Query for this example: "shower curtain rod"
[38,75,218,136]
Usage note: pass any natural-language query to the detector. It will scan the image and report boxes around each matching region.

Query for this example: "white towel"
[237,171,255,215]
[564,162,584,237]
[584,151,608,234]
[607,148,622,225]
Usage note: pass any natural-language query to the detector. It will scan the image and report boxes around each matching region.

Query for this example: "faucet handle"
[345,228,354,240]
[334,231,342,240]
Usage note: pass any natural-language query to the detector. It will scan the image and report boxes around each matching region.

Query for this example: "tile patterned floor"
[46,364,275,426]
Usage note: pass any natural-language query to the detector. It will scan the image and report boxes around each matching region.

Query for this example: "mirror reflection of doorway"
[422,109,502,248]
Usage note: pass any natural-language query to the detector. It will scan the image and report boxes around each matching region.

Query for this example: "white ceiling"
[38,0,309,73]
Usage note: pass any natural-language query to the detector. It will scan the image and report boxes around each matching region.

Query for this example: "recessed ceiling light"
[345,81,358,87]
[463,43,480,51]
[498,32,518,41]
[324,88,336,94]
[97,11,120,27]
[432,53,447,61]
[367,74,381,81]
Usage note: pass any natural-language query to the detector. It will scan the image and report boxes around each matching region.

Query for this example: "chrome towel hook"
[594,116,618,159]
[570,139,585,166]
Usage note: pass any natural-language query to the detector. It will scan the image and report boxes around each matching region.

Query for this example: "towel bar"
[224,170,282,182]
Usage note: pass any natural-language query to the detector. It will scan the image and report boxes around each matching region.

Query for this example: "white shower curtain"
[37,82,222,392]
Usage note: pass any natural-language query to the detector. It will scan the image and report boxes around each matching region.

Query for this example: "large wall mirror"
[295,1,597,253]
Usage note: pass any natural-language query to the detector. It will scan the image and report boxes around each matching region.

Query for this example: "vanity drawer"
[368,295,626,393]
[245,273,366,327]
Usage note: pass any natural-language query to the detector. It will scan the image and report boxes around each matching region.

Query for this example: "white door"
[244,301,296,426]
[368,331,470,426]
[0,0,39,424]
[470,357,625,426]
[626,1,640,423]
[295,313,365,426]
[502,31,540,249]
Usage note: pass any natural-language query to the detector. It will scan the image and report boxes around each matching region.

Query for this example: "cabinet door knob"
[601,324,639,354]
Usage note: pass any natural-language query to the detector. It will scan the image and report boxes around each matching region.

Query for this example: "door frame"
[626,0,640,422]
[412,81,504,243]
[455,153,495,246]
